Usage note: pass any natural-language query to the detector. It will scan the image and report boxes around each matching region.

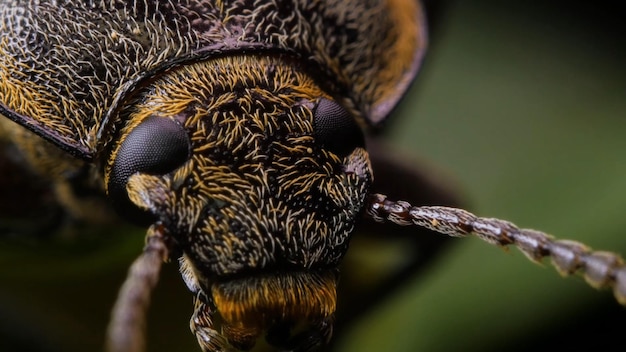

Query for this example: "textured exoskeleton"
[0,1,427,350]
[1,1,625,352]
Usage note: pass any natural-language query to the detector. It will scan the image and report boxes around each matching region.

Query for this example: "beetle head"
[104,55,372,349]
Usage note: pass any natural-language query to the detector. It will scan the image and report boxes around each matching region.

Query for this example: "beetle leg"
[191,293,233,352]
[367,193,626,306]
[266,315,334,352]
[311,315,335,349]
[303,316,334,352]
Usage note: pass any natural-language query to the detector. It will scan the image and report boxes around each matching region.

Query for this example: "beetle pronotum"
[2,3,624,350]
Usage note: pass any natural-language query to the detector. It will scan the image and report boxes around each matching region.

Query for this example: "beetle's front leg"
[191,293,234,352]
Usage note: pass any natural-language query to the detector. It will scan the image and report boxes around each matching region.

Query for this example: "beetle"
[2,0,623,350]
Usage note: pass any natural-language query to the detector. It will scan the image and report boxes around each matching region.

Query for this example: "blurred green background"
[1,0,625,351]
[341,0,626,351]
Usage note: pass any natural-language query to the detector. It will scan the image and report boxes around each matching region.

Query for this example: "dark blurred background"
[1,0,626,351]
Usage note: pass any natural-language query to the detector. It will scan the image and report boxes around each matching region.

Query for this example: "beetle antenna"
[106,225,169,352]
[366,193,626,305]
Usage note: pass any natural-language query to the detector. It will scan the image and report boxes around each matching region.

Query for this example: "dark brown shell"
[0,0,426,159]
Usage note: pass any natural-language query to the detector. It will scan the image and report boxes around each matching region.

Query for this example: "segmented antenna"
[106,225,170,352]
[366,193,626,305]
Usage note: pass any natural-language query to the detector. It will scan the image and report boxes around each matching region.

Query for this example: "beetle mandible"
[0,1,625,352]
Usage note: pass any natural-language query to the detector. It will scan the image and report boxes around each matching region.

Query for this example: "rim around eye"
[108,116,191,222]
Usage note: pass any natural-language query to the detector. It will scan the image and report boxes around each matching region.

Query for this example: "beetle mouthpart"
[210,270,338,350]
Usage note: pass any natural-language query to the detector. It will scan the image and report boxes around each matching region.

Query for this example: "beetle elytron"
[1,1,625,351]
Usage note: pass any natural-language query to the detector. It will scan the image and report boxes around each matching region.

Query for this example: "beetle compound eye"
[313,98,365,158]
[108,116,191,222]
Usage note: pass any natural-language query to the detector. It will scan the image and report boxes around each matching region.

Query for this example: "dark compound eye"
[313,98,365,158]
[108,116,191,223]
